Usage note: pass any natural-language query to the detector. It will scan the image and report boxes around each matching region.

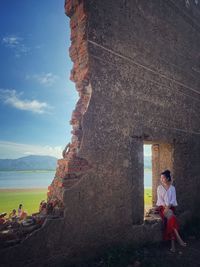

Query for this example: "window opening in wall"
[144,144,152,213]
[144,141,174,218]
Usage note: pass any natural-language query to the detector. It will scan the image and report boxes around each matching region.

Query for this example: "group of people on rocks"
[0,204,27,229]
[8,204,27,222]
[0,199,63,232]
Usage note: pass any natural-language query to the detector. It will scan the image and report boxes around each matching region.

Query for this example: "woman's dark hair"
[161,169,171,182]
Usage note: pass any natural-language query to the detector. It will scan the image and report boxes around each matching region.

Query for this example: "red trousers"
[158,206,179,240]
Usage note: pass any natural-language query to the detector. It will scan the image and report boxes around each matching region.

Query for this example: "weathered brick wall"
[47,0,91,205]
[1,1,200,265]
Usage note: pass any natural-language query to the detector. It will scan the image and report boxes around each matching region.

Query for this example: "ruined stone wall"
[82,0,200,216]
[48,0,200,229]
[1,1,200,266]
[49,0,200,254]
[60,0,200,255]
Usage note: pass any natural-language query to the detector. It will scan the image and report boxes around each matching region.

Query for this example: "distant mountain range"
[0,154,151,171]
[0,155,58,171]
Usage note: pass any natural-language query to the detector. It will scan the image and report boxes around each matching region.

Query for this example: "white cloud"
[0,89,50,114]
[2,34,30,57]
[26,73,58,87]
[0,141,63,159]
[2,35,22,47]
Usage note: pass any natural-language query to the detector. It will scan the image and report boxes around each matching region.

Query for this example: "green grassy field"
[0,188,152,216]
[144,187,152,206]
[0,189,47,215]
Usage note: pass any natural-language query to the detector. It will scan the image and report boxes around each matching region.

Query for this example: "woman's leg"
[173,228,187,247]
[170,239,176,252]
[165,215,178,240]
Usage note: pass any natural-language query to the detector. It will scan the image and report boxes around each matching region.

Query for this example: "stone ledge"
[144,214,162,225]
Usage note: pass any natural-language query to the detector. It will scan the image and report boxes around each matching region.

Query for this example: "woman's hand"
[164,206,169,215]
[164,206,169,210]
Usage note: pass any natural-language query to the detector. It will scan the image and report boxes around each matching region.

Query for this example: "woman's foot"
[179,241,187,247]
[173,229,187,247]
[170,247,176,253]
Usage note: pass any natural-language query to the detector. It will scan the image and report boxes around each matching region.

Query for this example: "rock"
[133,260,141,267]
[188,235,196,240]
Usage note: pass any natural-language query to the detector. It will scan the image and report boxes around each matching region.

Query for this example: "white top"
[156,184,178,207]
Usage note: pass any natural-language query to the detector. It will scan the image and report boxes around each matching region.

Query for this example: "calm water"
[0,170,152,189]
[0,171,55,189]
[144,169,152,188]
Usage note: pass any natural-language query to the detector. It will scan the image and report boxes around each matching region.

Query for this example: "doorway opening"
[144,144,152,213]
[143,142,174,215]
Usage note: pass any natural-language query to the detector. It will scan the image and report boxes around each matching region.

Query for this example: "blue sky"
[0,0,78,159]
[0,1,152,160]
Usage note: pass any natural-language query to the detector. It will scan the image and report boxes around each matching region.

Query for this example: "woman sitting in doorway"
[156,169,186,252]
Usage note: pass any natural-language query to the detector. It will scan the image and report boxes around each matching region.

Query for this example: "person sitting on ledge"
[18,204,23,217]
[17,204,27,221]
[40,202,47,215]
[156,169,186,252]
[0,213,8,230]
[0,213,7,224]
[9,209,17,221]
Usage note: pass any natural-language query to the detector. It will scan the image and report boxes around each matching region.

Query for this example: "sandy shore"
[0,188,47,193]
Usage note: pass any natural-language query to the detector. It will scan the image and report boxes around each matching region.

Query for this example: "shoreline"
[0,170,55,173]
[0,187,152,193]
[0,188,47,193]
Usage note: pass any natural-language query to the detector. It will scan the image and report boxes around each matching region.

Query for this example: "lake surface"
[0,171,55,189]
[0,169,152,189]
[144,169,152,188]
